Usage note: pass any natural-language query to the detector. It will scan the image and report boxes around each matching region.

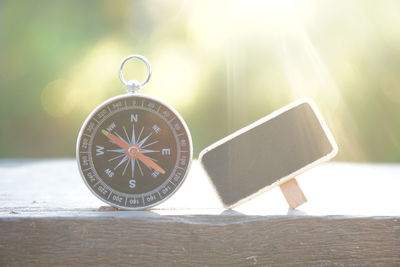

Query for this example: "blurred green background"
[0,0,399,161]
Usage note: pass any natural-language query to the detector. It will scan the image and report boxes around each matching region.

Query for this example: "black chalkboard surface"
[200,98,338,208]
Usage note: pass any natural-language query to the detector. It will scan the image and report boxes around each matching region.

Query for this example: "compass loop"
[119,55,152,93]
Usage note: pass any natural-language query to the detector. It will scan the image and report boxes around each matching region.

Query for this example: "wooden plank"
[0,216,399,266]
[1,159,399,216]
[0,159,399,266]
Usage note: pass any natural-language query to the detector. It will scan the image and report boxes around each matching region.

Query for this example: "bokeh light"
[0,0,399,162]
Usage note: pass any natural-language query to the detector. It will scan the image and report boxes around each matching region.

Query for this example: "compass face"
[77,94,192,210]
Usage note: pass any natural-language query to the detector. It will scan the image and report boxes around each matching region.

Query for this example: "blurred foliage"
[0,0,399,161]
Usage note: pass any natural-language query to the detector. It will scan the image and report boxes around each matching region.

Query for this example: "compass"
[76,55,192,210]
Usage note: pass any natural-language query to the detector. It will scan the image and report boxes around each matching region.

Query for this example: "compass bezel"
[76,93,193,210]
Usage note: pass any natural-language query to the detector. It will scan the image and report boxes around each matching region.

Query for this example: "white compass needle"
[114,155,129,170]
[136,159,144,176]
[140,149,160,154]
[114,132,129,144]
[136,127,144,144]
[107,148,125,153]
[137,132,153,147]
[122,156,130,176]
[130,158,136,178]
[131,124,136,145]
[140,140,158,149]
[108,153,125,162]
[123,126,130,144]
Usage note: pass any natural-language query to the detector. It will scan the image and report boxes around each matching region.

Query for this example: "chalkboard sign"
[200,98,338,208]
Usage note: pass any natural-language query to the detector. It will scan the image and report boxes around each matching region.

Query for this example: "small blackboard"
[199,98,338,208]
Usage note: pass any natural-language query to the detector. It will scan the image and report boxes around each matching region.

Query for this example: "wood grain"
[0,159,399,266]
[0,216,399,266]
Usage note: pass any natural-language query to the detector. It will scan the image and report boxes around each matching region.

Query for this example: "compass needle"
[77,55,191,210]
[102,130,130,150]
[114,155,129,170]
[140,140,158,149]
[136,127,144,144]
[122,156,130,176]
[140,149,160,154]
[131,158,136,178]
[123,126,130,144]
[131,124,136,145]
[145,155,158,162]
[137,132,153,147]
[107,148,125,153]
[136,159,144,176]
[136,153,165,174]
[115,132,129,144]
[108,153,125,162]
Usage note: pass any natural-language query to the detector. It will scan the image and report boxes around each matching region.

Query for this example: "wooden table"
[0,159,399,266]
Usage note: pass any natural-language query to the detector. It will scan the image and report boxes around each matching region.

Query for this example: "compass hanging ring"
[119,55,152,93]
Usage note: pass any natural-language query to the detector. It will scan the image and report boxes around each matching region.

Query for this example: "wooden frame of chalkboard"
[199,98,338,208]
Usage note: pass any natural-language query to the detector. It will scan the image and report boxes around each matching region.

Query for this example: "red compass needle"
[136,153,166,174]
[102,130,129,150]
[102,129,166,174]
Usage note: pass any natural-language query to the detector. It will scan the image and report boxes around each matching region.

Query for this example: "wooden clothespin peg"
[279,178,307,209]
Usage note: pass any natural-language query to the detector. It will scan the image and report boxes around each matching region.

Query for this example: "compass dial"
[77,94,192,210]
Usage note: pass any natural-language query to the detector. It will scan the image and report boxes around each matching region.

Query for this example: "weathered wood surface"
[0,159,399,266]
[1,216,399,266]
